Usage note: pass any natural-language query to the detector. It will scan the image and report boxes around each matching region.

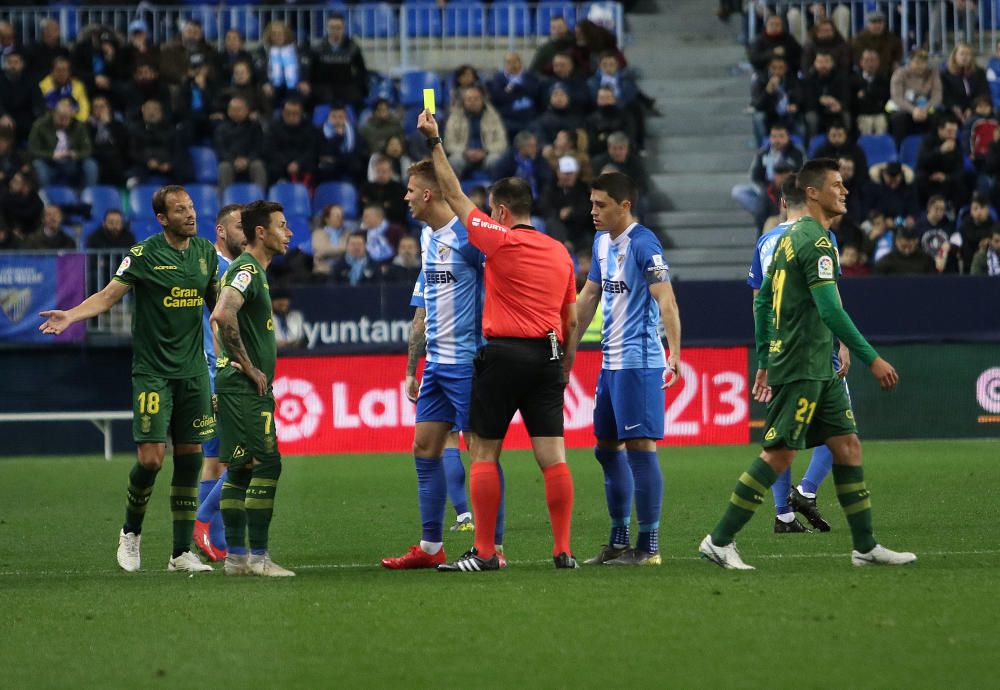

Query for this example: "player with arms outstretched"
[700,159,916,569]
[573,171,682,566]
[211,200,295,577]
[40,185,218,573]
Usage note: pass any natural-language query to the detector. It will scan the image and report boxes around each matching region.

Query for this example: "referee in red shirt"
[417,109,579,572]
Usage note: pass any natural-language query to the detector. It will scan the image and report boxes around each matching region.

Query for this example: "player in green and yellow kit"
[40,185,218,573]
[698,159,917,570]
[210,199,295,577]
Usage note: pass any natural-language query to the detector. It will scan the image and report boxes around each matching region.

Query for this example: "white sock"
[420,540,443,555]
[776,512,796,523]
[797,485,817,499]
[455,512,472,523]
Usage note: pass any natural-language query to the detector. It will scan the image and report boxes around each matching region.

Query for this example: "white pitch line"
[1,549,997,578]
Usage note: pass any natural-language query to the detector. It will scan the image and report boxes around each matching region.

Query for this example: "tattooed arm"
[210,285,267,395]
[405,307,426,403]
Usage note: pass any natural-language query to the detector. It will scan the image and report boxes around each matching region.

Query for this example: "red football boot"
[193,520,218,562]
[381,545,446,569]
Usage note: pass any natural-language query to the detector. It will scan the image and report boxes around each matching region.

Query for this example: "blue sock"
[229,546,247,556]
[627,450,663,554]
[494,462,506,546]
[196,479,214,519]
[595,447,634,547]
[772,467,792,512]
[415,456,447,543]
[250,548,266,556]
[209,472,227,549]
[800,444,833,495]
[442,447,469,516]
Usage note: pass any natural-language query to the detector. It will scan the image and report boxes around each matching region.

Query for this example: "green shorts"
[761,377,856,450]
[216,391,280,467]
[132,373,215,444]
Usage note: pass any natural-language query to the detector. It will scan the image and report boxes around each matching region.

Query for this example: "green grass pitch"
[1,440,998,688]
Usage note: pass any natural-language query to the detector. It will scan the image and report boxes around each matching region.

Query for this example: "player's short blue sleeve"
[633,229,670,285]
[587,235,602,283]
[747,239,765,290]
[410,271,425,309]
[829,230,842,277]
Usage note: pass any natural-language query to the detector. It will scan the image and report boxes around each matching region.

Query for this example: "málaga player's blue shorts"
[416,362,474,432]
[593,367,665,441]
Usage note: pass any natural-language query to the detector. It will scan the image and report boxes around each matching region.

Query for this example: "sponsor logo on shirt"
[129,245,143,257]
[815,236,833,249]
[192,414,214,429]
[153,265,177,271]
[231,270,253,293]
[817,255,834,280]
[162,287,204,308]
[470,215,507,233]
[602,279,630,293]
[425,270,457,284]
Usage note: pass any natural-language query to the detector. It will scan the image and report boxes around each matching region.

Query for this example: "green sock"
[221,468,251,553]
[710,457,778,546]
[247,463,282,553]
[170,452,203,554]
[124,462,159,533]
[833,464,876,553]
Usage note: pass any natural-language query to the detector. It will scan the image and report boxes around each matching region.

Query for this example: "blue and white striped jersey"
[748,219,839,290]
[587,223,669,370]
[409,217,486,364]
[203,252,232,369]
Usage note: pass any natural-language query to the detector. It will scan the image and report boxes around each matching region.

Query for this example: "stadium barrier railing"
[1,2,625,73]
[750,0,1000,59]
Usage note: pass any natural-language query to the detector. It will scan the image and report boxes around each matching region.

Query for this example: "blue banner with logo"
[0,253,86,343]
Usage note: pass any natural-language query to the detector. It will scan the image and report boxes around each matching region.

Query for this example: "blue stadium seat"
[197,217,217,243]
[400,70,442,107]
[190,146,219,184]
[222,182,264,206]
[356,3,398,39]
[404,4,443,38]
[221,8,261,43]
[489,1,532,37]
[536,1,578,33]
[367,72,397,106]
[460,179,489,195]
[131,219,161,241]
[312,104,332,127]
[445,3,486,37]
[270,183,311,218]
[990,80,1000,110]
[899,134,923,170]
[313,182,359,219]
[186,10,221,42]
[188,183,220,221]
[42,185,78,208]
[285,214,312,242]
[129,185,159,221]
[858,134,897,166]
[807,134,828,158]
[81,186,122,223]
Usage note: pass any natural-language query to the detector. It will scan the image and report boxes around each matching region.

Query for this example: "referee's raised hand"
[417,109,439,138]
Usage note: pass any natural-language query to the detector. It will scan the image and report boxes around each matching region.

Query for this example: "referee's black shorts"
[469,338,566,440]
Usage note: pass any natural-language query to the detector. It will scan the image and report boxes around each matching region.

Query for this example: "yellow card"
[423,88,436,114]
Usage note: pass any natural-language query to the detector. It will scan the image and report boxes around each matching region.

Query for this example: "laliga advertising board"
[272,348,750,454]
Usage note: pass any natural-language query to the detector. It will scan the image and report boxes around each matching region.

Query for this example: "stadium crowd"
[733,5,1000,276]
[0,10,658,284]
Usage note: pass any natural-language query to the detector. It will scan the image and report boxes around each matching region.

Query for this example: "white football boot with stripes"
[851,544,917,566]
[699,534,755,570]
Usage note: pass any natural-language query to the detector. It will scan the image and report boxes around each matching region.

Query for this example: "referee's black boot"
[553,552,579,569]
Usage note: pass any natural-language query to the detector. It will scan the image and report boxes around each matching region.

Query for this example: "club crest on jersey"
[115,256,131,277]
[817,255,834,280]
[437,244,451,261]
[140,415,151,433]
[129,245,143,257]
[231,270,253,293]
[199,257,208,276]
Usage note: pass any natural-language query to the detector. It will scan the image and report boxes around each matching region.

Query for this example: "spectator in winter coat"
[888,49,942,144]
[851,49,891,135]
[488,52,543,137]
[214,96,267,191]
[748,14,802,75]
[940,41,989,124]
[443,85,508,178]
[311,13,368,109]
[265,98,320,186]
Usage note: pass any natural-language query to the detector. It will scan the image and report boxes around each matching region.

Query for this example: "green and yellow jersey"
[215,253,277,395]
[764,216,841,385]
[112,233,218,378]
